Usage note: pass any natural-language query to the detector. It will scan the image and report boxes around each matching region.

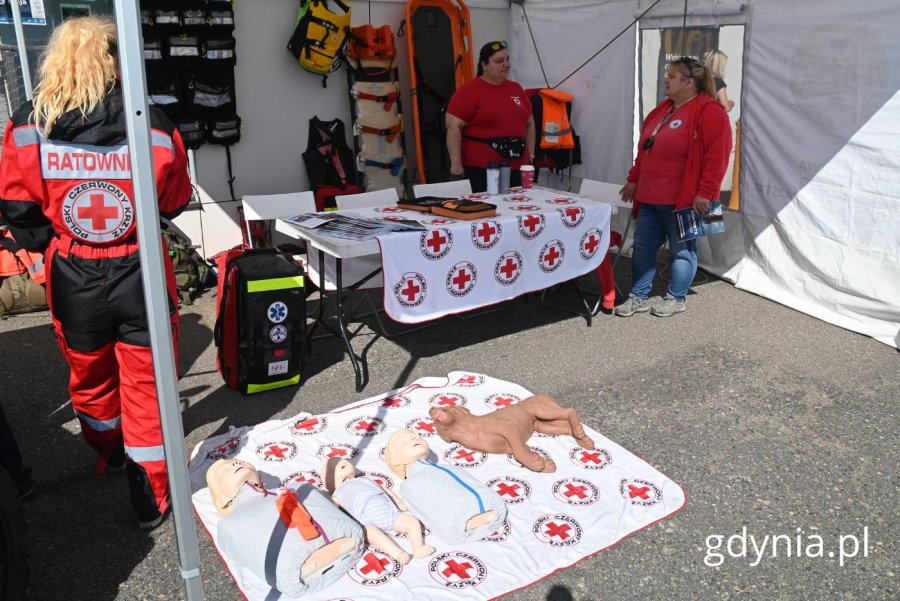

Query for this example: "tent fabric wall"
[178,0,510,257]
[512,0,900,348]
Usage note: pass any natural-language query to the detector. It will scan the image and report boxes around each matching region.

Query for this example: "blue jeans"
[630,203,697,301]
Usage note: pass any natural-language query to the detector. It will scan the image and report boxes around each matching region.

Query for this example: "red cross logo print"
[545,521,572,540]
[564,483,589,499]
[377,206,403,213]
[360,552,390,576]
[580,450,602,465]
[458,375,477,384]
[455,448,476,462]
[79,194,119,230]
[584,233,599,255]
[628,484,651,500]
[355,420,378,432]
[265,445,288,459]
[544,245,561,267]
[517,213,544,239]
[415,420,435,433]
[429,218,453,225]
[442,559,474,580]
[394,273,427,307]
[493,396,515,407]
[437,395,460,406]
[477,222,496,243]
[560,206,585,228]
[500,257,518,279]
[452,267,471,290]
[327,447,347,458]
[497,483,520,498]
[381,397,404,408]
[294,418,319,431]
[426,230,447,253]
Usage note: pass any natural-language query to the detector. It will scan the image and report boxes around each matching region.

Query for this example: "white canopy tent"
[4,0,897,597]
[509,0,900,348]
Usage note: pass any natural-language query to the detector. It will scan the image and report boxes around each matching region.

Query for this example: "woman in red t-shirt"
[446,41,536,192]
[615,57,732,318]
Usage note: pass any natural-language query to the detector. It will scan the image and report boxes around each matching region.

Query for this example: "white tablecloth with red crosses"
[360,188,613,323]
[189,372,685,601]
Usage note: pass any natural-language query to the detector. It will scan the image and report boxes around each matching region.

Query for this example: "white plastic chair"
[335,187,399,210]
[578,179,633,301]
[241,192,316,249]
[412,179,472,199]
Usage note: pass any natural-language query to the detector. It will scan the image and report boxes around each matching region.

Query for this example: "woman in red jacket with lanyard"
[446,41,536,192]
[0,16,192,528]
[616,57,732,317]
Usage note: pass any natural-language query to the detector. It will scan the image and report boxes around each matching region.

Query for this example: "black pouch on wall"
[174,115,207,150]
[207,1,236,32]
[146,68,182,116]
[154,8,181,31]
[143,35,165,69]
[167,34,203,66]
[203,36,237,66]
[185,68,236,116]
[181,3,209,29]
[207,114,241,145]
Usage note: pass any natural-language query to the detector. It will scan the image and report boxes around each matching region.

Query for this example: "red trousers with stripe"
[46,235,178,516]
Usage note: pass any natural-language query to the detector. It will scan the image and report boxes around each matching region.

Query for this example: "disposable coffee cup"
[520,165,535,189]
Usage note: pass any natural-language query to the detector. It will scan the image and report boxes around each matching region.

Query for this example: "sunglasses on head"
[489,41,508,52]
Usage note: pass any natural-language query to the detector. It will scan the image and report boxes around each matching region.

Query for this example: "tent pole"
[9,0,33,101]
[111,2,205,599]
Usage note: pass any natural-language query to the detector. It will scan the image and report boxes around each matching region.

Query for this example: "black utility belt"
[465,135,526,159]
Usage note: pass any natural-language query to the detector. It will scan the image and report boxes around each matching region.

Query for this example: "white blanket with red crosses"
[189,372,685,600]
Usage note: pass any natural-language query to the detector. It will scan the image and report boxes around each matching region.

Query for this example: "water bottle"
[486,162,500,195]
[498,161,511,194]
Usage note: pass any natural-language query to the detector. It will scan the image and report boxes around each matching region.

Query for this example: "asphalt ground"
[1,258,897,600]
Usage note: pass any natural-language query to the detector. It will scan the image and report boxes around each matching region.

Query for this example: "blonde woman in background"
[704,50,735,113]
[0,16,192,528]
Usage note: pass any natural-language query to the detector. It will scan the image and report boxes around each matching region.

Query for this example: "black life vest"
[301,117,359,190]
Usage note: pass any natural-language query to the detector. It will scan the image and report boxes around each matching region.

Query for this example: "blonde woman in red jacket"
[616,57,732,317]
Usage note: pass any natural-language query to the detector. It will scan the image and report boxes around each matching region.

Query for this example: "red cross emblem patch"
[393,272,427,307]
[405,416,437,437]
[380,394,412,409]
[428,551,487,589]
[315,443,360,462]
[619,478,663,506]
[280,470,323,490]
[487,476,532,504]
[374,206,406,213]
[345,416,386,437]
[419,228,453,260]
[470,220,502,250]
[208,437,240,460]
[579,228,604,260]
[349,550,402,586]
[494,251,524,285]
[290,416,328,436]
[552,477,600,506]
[428,392,468,408]
[446,261,477,297]
[539,240,566,273]
[569,447,611,470]
[466,193,491,200]
[484,392,522,409]
[255,441,297,462]
[443,444,487,467]
[558,206,585,228]
[512,204,543,212]
[503,194,531,203]
[533,514,583,547]
[517,214,545,239]
[548,196,577,205]
[380,215,405,222]
[62,181,135,244]
[454,373,485,387]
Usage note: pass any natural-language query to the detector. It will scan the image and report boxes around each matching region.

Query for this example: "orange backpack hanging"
[347,25,396,62]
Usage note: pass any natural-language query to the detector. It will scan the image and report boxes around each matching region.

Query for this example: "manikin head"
[206,459,264,516]
[321,458,356,494]
[429,406,472,443]
[384,429,430,478]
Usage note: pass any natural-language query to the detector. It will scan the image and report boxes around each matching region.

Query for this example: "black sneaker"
[138,501,170,531]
